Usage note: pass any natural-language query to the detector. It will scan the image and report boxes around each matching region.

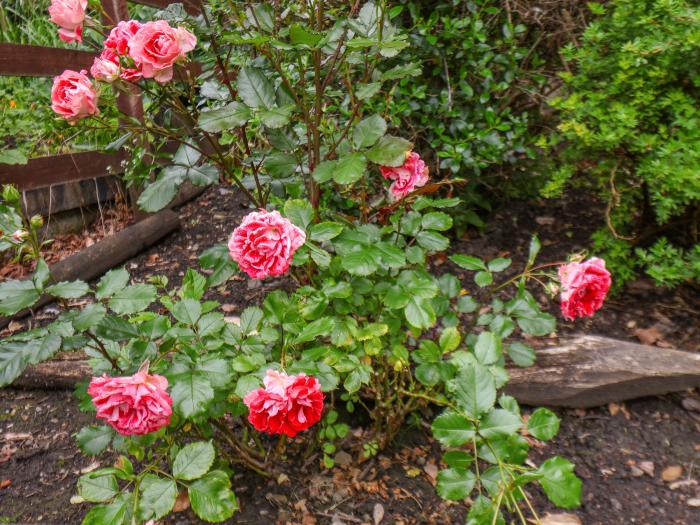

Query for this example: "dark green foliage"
[383,0,546,227]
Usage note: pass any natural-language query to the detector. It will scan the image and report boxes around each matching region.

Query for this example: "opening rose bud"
[380,151,429,200]
[228,210,306,279]
[558,257,612,320]
[243,370,324,437]
[88,370,172,435]
[48,0,87,43]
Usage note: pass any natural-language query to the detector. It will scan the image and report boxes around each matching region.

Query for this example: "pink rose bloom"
[380,151,429,200]
[88,371,172,435]
[90,52,120,83]
[51,70,99,123]
[104,20,142,55]
[128,20,196,83]
[243,370,323,437]
[559,257,612,320]
[228,210,306,279]
[48,0,87,43]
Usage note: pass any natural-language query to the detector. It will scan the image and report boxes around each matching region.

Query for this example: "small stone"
[630,466,644,477]
[373,503,385,525]
[687,498,700,508]
[661,465,683,482]
[541,513,582,525]
[649,496,660,505]
[610,498,622,511]
[639,461,655,477]
[682,397,700,413]
[334,451,353,466]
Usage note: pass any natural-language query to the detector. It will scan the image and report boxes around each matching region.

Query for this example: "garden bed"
[0,185,699,524]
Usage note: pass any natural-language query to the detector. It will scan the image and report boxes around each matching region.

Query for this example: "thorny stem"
[492,261,568,292]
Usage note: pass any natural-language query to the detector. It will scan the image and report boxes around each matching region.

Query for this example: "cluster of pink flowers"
[91,19,196,84]
[88,370,173,436]
[228,210,306,280]
[48,0,196,122]
[91,20,143,83]
[244,370,324,437]
[380,151,430,200]
[558,257,611,320]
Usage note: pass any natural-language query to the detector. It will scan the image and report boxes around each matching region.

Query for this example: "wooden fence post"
[100,0,149,221]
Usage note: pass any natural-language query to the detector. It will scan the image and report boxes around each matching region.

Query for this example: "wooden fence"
[0,0,201,215]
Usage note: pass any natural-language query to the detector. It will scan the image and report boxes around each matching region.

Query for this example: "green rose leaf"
[333,153,367,185]
[421,211,453,231]
[170,372,214,419]
[449,255,486,271]
[404,296,436,330]
[46,280,89,299]
[447,362,496,417]
[436,468,476,500]
[527,408,561,441]
[431,410,475,447]
[237,67,275,109]
[81,494,130,525]
[310,222,344,242]
[198,102,251,132]
[138,475,177,521]
[73,304,107,331]
[108,284,156,315]
[352,114,387,149]
[508,342,536,367]
[78,471,119,502]
[0,279,40,315]
[443,450,473,469]
[96,268,129,300]
[538,457,582,509]
[284,199,314,230]
[479,408,522,438]
[76,425,114,456]
[366,135,413,167]
[474,331,501,365]
[487,258,512,272]
[188,470,239,522]
[439,326,461,353]
[173,441,216,480]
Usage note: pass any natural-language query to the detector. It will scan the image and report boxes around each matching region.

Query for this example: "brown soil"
[1,186,699,524]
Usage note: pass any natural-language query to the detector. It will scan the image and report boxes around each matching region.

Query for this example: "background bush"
[545,0,700,288]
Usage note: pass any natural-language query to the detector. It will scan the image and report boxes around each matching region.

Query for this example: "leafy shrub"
[381,0,547,228]
[546,0,700,287]
[0,1,612,523]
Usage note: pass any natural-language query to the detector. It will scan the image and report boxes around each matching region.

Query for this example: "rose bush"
[0,2,613,523]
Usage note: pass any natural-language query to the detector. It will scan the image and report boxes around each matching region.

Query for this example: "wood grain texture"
[0,151,127,191]
[506,334,700,407]
[0,43,95,77]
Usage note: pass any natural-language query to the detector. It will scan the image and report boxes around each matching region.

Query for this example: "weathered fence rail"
[0,0,200,197]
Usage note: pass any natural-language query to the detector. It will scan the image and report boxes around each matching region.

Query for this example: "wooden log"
[12,336,700,407]
[0,209,180,329]
[505,334,700,407]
